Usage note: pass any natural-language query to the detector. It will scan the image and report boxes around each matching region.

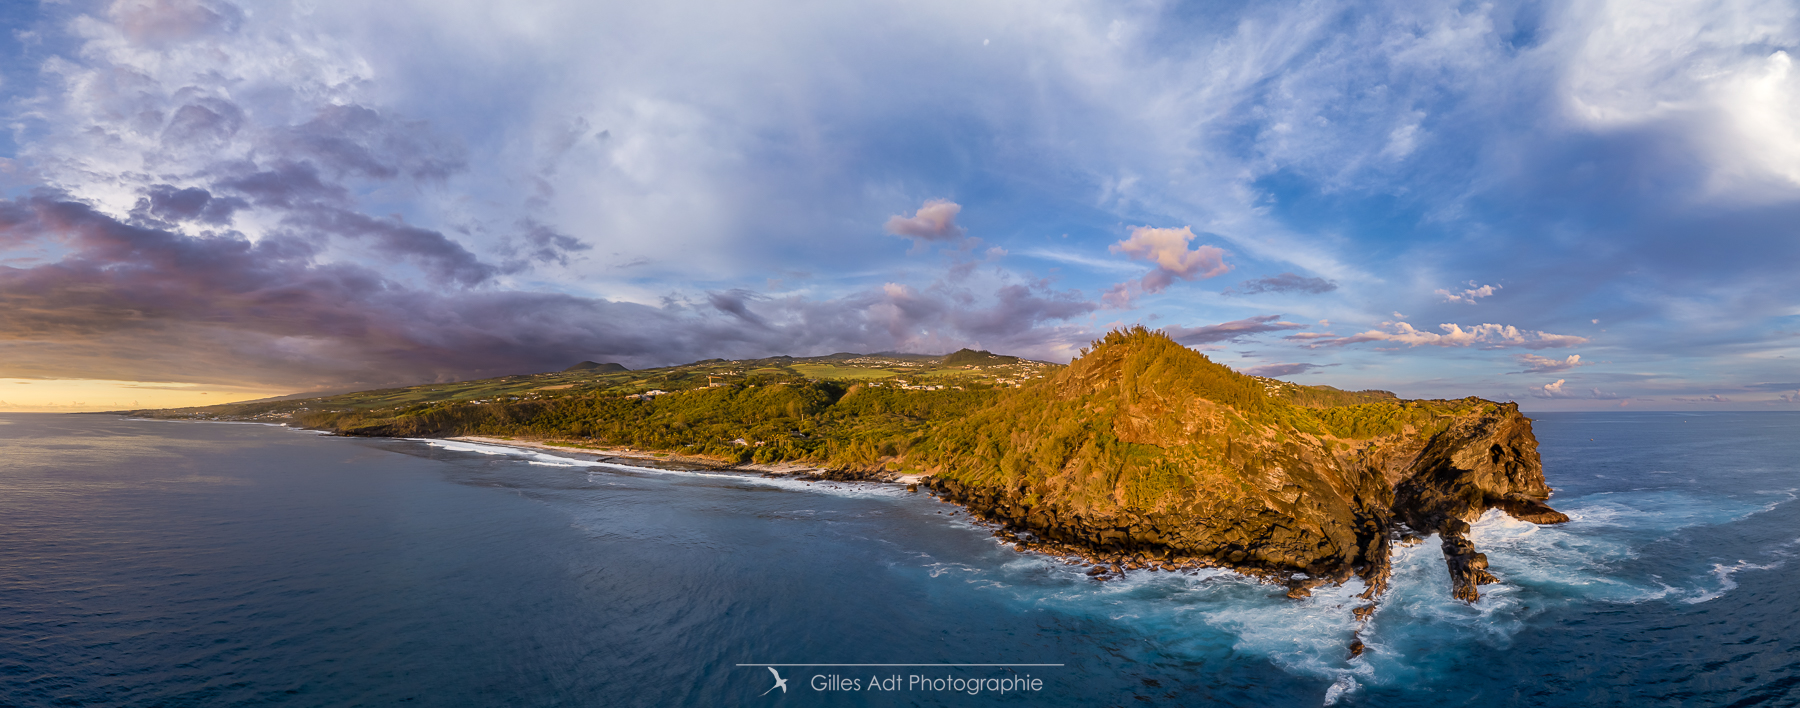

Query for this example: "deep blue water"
[0,412,1796,707]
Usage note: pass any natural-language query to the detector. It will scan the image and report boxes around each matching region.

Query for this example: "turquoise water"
[1,412,1795,706]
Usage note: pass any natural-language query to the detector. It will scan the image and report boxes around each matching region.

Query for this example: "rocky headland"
[906,328,1567,607]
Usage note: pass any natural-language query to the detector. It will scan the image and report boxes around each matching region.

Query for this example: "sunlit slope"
[906,328,1559,599]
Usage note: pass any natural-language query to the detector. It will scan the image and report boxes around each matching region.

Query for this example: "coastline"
[444,435,931,482]
[445,436,1226,584]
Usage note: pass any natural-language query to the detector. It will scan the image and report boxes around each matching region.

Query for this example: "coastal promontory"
[130,328,1565,603]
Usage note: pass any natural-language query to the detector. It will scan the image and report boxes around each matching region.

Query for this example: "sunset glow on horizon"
[0,379,289,412]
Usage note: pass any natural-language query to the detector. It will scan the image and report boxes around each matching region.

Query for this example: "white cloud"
[1316,322,1588,349]
[1560,0,1800,195]
[1515,352,1585,373]
[1435,282,1500,304]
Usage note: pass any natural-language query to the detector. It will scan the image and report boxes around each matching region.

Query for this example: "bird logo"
[761,667,789,696]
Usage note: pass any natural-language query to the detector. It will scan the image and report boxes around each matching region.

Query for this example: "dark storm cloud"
[511,218,591,267]
[1227,272,1338,295]
[948,284,1098,339]
[0,195,1097,389]
[289,208,499,287]
[708,289,772,329]
[129,185,246,226]
[1163,315,1308,345]
[215,162,351,208]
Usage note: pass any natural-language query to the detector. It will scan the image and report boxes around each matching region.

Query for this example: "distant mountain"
[941,348,1020,366]
[564,361,629,372]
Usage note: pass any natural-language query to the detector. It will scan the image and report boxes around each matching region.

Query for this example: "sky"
[0,0,1796,412]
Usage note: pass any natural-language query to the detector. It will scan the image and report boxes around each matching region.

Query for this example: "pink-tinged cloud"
[884,199,966,241]
[1309,322,1588,350]
[108,0,243,46]
[1109,226,1230,293]
[1514,353,1585,373]
[1101,282,1135,309]
[1532,379,1568,398]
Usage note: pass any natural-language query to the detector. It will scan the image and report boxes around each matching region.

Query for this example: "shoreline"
[444,435,930,483]
[447,436,1247,586]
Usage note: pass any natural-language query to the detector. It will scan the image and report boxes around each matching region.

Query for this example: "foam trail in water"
[414,439,599,468]
[411,438,915,501]
[1685,560,1782,604]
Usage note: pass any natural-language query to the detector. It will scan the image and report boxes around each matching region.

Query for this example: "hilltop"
[904,328,1565,609]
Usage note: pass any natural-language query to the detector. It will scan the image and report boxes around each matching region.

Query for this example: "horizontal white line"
[736,664,1063,667]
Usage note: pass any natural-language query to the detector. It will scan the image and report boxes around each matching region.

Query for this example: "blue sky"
[0,0,1796,410]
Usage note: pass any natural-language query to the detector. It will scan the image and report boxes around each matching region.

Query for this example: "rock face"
[914,328,1566,603]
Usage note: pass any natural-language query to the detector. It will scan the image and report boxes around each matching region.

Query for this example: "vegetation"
[133,329,1494,489]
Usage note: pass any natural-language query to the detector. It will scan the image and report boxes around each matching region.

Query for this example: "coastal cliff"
[910,328,1566,603]
[130,328,1565,604]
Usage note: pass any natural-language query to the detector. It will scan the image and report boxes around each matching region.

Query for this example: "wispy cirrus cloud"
[1240,361,1336,377]
[1227,272,1338,295]
[1164,315,1308,345]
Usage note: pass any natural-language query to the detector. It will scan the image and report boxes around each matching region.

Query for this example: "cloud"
[108,0,244,46]
[1109,226,1230,293]
[272,104,468,182]
[1310,322,1588,350]
[1228,272,1338,295]
[1241,362,1336,377]
[509,218,590,267]
[0,194,1098,388]
[1781,391,1799,403]
[285,208,499,287]
[1513,353,1586,373]
[884,199,966,242]
[129,184,245,226]
[1672,394,1734,403]
[7,0,1799,407]
[1164,315,1308,345]
[1436,282,1501,304]
[1532,379,1568,398]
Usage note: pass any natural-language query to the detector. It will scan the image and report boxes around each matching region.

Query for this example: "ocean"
[1,412,1795,707]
